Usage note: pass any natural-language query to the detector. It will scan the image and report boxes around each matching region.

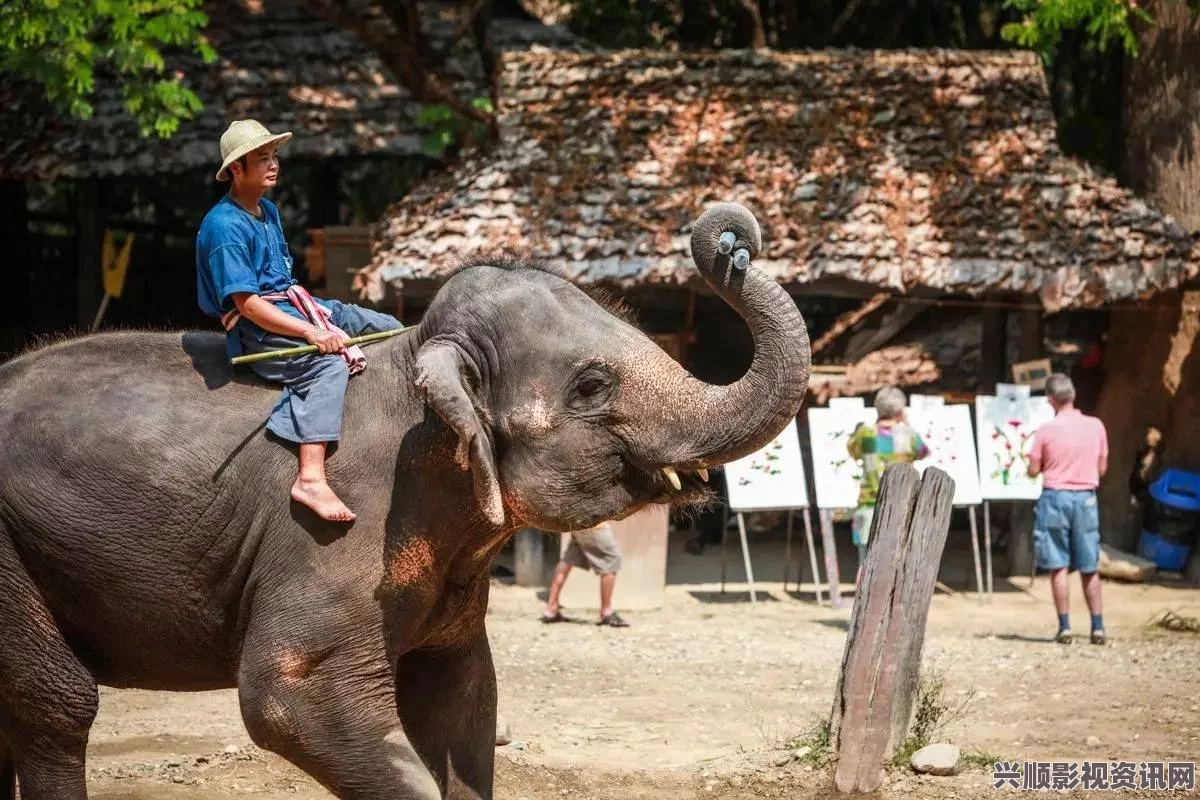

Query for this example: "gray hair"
[874,386,907,418]
[1045,373,1076,404]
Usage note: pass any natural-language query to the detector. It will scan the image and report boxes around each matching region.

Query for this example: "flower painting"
[808,407,877,509]
[908,405,982,506]
[974,395,1054,501]
[724,420,810,512]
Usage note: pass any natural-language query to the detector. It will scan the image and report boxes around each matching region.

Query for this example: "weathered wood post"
[830,464,955,793]
[513,528,546,587]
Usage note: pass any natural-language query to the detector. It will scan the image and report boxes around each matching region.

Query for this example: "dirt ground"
[73,535,1200,800]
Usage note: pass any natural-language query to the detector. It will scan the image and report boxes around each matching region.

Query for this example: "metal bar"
[983,502,994,599]
[783,509,794,592]
[736,512,757,604]
[968,506,984,603]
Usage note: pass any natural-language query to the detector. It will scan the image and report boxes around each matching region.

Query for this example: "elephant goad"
[0,202,810,800]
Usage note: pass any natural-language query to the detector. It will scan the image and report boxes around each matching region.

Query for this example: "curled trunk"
[631,202,811,470]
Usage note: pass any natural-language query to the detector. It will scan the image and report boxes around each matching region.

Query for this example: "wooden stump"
[513,528,545,587]
[830,464,955,793]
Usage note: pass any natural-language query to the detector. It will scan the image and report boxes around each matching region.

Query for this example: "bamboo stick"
[230,328,408,365]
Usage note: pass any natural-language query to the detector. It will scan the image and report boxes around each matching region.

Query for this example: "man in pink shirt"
[1027,374,1109,645]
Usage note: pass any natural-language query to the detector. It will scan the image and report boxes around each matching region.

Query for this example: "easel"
[967,505,989,602]
[720,505,822,605]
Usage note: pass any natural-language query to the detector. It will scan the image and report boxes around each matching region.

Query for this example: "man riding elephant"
[0,201,810,800]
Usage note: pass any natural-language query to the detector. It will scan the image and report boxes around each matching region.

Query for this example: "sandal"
[1090,629,1107,646]
[599,612,630,628]
[541,610,566,624]
[1055,629,1073,645]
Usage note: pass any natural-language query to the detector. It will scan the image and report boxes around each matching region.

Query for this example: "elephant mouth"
[639,465,714,509]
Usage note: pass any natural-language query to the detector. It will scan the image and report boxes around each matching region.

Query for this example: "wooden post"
[75,179,110,331]
[830,465,955,794]
[818,508,841,607]
[513,528,545,587]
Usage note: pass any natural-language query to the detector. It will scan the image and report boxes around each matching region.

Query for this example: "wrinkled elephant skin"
[0,203,809,799]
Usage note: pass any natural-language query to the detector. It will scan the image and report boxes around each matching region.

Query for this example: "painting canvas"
[808,406,877,509]
[975,394,1055,500]
[724,419,810,511]
[908,404,982,506]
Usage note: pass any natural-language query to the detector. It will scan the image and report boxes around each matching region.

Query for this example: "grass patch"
[961,751,1005,771]
[782,719,835,768]
[890,668,976,769]
[1149,609,1200,634]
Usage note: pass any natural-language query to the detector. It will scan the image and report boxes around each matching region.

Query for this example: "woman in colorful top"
[846,386,931,582]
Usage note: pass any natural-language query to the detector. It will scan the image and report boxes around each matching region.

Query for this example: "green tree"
[0,0,217,137]
[1001,0,1150,61]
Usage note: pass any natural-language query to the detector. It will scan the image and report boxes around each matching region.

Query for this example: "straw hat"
[215,119,292,182]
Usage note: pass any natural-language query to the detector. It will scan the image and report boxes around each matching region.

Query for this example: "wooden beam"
[75,179,110,332]
[830,465,954,793]
[811,293,890,356]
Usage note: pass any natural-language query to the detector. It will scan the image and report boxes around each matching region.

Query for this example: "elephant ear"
[413,339,505,526]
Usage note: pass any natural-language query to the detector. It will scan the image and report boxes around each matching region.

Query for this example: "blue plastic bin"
[1139,468,1200,571]
[1138,530,1194,572]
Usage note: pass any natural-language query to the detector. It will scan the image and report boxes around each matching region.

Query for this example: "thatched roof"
[358,49,1200,311]
[0,0,585,181]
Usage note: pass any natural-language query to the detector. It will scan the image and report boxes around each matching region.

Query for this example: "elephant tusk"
[697,468,710,482]
[662,466,682,491]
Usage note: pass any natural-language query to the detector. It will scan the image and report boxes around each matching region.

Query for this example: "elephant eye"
[577,376,608,397]
[571,368,615,407]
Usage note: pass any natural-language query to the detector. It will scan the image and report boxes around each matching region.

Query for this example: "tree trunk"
[1095,0,1200,550]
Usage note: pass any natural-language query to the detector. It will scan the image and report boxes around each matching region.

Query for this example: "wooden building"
[354,48,1200,565]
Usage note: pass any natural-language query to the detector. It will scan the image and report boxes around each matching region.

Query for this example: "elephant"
[0,202,810,800]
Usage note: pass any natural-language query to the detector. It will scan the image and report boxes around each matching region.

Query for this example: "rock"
[729,776,745,789]
[1086,736,1102,748]
[495,717,512,747]
[222,744,241,756]
[911,743,961,776]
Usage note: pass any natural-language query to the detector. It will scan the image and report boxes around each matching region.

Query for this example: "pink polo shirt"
[1028,408,1108,491]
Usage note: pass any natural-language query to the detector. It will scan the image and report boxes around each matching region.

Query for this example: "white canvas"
[910,394,946,412]
[975,394,1055,500]
[724,419,811,511]
[829,397,866,412]
[808,406,877,509]
[908,404,982,506]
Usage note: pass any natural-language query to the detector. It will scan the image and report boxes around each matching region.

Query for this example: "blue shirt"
[195,195,330,358]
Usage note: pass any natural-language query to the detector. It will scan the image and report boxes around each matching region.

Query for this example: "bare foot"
[291,478,357,522]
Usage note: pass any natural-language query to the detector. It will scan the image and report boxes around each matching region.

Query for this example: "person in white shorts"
[541,523,629,627]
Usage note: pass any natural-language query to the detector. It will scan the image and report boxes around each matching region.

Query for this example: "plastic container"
[1138,468,1200,571]
[1148,468,1200,513]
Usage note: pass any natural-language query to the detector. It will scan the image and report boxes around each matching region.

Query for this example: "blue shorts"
[1034,489,1101,573]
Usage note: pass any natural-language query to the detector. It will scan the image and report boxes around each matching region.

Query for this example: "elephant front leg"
[238,642,441,800]
[396,632,497,800]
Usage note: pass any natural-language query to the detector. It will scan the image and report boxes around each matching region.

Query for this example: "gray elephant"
[0,202,810,799]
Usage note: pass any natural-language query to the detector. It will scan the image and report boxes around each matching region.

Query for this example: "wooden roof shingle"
[359,48,1200,310]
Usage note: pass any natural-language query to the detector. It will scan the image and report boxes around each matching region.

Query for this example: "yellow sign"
[101,230,134,299]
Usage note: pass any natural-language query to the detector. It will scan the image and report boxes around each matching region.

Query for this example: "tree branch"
[304,0,497,133]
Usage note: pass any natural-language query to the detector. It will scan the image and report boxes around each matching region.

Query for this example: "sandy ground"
[57,533,1200,799]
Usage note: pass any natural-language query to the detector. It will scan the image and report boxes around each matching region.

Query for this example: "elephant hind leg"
[0,526,98,800]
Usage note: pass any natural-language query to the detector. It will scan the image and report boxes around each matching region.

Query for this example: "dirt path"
[78,577,1200,799]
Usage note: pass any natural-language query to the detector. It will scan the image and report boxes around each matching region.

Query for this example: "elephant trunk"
[628,202,811,474]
